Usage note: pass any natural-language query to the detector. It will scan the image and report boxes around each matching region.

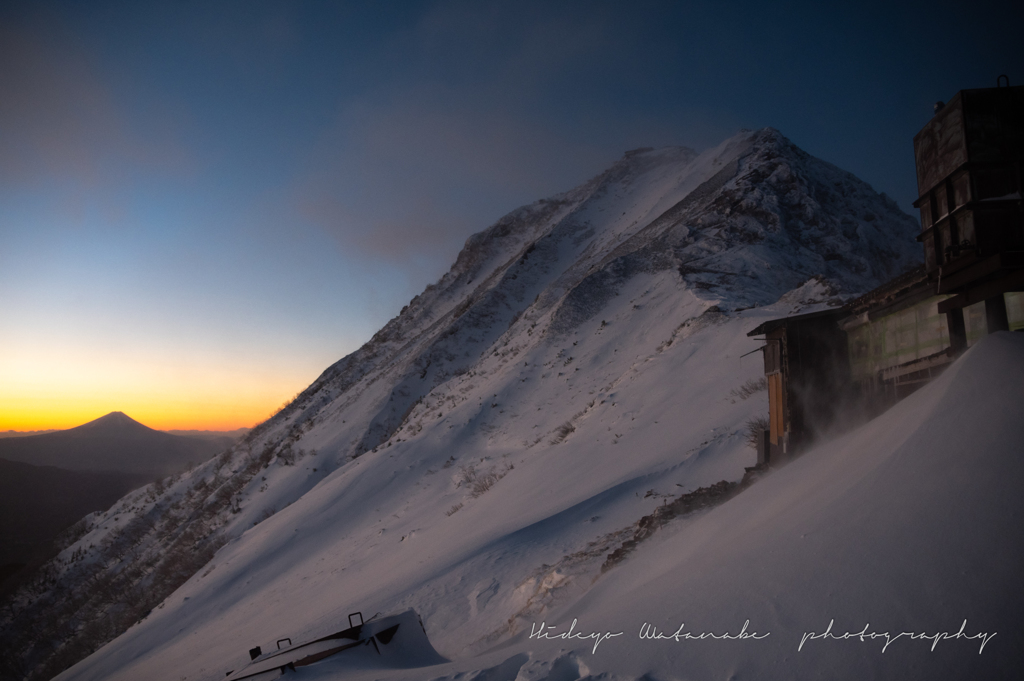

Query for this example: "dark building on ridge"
[839,264,951,402]
[748,79,1024,465]
[914,81,1024,347]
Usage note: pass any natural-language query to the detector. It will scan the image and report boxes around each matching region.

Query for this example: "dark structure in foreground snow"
[750,80,1024,463]
[746,309,850,464]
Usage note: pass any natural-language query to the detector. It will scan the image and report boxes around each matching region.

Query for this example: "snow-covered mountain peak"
[6,129,938,681]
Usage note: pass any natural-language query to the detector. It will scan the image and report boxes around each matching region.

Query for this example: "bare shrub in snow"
[730,377,767,401]
[550,421,576,444]
[253,506,276,527]
[216,449,232,468]
[745,416,770,449]
[457,463,513,498]
[277,446,296,466]
[470,472,498,497]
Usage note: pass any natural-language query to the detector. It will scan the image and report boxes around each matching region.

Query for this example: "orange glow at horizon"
[0,345,318,432]
[0,397,285,432]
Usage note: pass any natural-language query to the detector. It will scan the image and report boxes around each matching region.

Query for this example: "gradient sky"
[1,0,1019,431]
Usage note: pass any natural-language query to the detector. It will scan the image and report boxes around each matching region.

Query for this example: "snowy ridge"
[1,128,951,681]
[277,127,916,462]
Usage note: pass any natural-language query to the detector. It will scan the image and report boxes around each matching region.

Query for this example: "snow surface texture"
[8,127,985,681]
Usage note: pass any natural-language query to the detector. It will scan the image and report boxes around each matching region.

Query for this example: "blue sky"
[0,0,1019,429]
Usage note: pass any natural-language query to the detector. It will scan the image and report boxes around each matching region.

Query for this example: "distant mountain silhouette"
[0,412,227,476]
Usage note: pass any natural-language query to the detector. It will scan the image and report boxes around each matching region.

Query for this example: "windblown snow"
[7,128,1020,681]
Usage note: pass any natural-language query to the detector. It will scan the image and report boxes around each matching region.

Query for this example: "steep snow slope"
[289,331,1024,681]
[4,128,929,681]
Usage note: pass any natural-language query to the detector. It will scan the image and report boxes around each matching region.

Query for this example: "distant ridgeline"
[748,81,1024,465]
